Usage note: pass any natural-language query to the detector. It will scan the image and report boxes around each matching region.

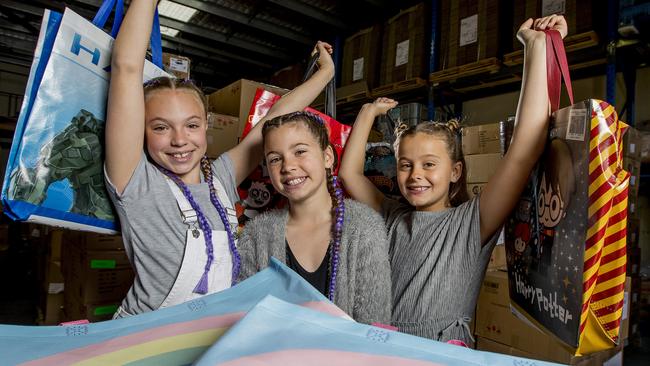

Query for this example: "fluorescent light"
[160,25,179,37]
[158,0,197,22]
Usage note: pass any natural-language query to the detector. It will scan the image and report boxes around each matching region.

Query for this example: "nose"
[409,166,423,181]
[280,155,296,174]
[170,128,188,147]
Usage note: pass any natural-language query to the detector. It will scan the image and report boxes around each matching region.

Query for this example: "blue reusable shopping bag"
[194,296,564,366]
[0,259,347,366]
[1,0,166,233]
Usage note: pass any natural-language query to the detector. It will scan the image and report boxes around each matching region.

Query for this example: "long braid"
[201,157,240,284]
[326,168,345,302]
[157,156,239,294]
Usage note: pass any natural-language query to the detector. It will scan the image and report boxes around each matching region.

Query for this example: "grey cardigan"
[238,198,391,325]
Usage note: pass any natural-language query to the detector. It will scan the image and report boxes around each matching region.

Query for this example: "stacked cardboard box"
[475,271,629,364]
[342,25,382,88]
[205,113,240,159]
[380,3,429,85]
[511,0,596,51]
[439,0,507,70]
[207,79,288,139]
[38,230,65,325]
[269,63,305,90]
[162,52,191,80]
[62,232,132,322]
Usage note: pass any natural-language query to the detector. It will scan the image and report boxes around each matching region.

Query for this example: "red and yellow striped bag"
[504,30,629,355]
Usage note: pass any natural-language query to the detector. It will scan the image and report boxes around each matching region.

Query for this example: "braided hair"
[393,119,469,207]
[157,156,240,293]
[262,111,345,301]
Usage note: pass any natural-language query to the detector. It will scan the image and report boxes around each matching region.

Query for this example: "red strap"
[544,29,574,112]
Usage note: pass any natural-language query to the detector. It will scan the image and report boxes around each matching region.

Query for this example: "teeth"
[286,177,306,186]
[172,152,190,158]
[410,186,428,192]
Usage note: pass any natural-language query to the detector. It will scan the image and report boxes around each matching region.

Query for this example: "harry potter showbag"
[505,30,629,355]
[0,259,347,366]
[194,296,562,366]
[1,0,166,233]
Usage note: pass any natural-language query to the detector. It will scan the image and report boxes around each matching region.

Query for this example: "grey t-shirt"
[105,153,239,315]
[383,196,498,345]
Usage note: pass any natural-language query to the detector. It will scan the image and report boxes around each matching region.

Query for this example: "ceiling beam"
[267,0,349,31]
[162,35,273,69]
[169,0,313,46]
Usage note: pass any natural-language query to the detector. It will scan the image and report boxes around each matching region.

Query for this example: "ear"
[324,145,335,170]
[451,161,463,183]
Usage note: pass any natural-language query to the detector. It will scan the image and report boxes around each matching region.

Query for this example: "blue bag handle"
[92,0,163,68]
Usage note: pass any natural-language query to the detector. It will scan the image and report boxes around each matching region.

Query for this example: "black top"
[285,239,330,296]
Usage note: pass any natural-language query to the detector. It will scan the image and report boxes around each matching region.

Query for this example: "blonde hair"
[143,77,208,117]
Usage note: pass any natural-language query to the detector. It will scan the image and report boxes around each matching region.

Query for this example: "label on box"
[542,0,566,16]
[566,109,587,141]
[631,175,636,186]
[48,283,64,294]
[353,57,364,81]
[169,57,189,73]
[629,143,636,154]
[90,259,117,269]
[93,304,119,316]
[395,40,410,67]
[622,292,629,320]
[460,14,478,47]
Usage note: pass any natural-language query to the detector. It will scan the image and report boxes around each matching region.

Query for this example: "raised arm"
[479,15,568,244]
[228,42,335,185]
[339,98,397,212]
[105,0,156,194]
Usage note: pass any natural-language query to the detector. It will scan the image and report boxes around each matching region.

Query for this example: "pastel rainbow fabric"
[194,296,563,366]
[0,259,347,366]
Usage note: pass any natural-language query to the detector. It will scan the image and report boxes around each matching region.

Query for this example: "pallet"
[429,58,501,84]
[453,74,522,93]
[336,81,371,103]
[503,31,600,67]
[371,77,428,97]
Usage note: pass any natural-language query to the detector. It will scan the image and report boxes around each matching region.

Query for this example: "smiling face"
[396,132,462,212]
[144,88,207,184]
[264,122,333,205]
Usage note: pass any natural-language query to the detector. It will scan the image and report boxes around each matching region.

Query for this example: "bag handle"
[93,0,163,69]
[302,52,336,119]
[544,29,573,112]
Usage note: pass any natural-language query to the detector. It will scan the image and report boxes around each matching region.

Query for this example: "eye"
[267,156,281,165]
[399,162,412,170]
[295,149,307,156]
[188,122,201,129]
[424,162,436,168]
[549,193,562,222]
[152,125,167,132]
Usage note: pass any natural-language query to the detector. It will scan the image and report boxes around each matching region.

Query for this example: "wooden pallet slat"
[504,31,599,66]
[371,77,427,97]
[430,57,501,84]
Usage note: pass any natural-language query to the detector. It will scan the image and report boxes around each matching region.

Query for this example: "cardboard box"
[625,158,641,200]
[63,231,125,252]
[269,62,305,89]
[380,3,429,85]
[488,243,506,271]
[162,52,191,80]
[620,277,632,341]
[462,121,513,155]
[439,0,507,70]
[63,298,120,323]
[476,271,627,364]
[640,131,650,162]
[65,250,133,303]
[476,337,623,365]
[207,79,288,138]
[467,182,486,198]
[205,113,239,158]
[512,0,597,51]
[628,218,640,248]
[465,153,501,183]
[39,293,64,325]
[43,260,64,295]
[342,25,381,88]
[48,230,63,261]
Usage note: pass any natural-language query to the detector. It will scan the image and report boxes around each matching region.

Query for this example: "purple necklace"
[326,174,345,302]
[157,156,240,294]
